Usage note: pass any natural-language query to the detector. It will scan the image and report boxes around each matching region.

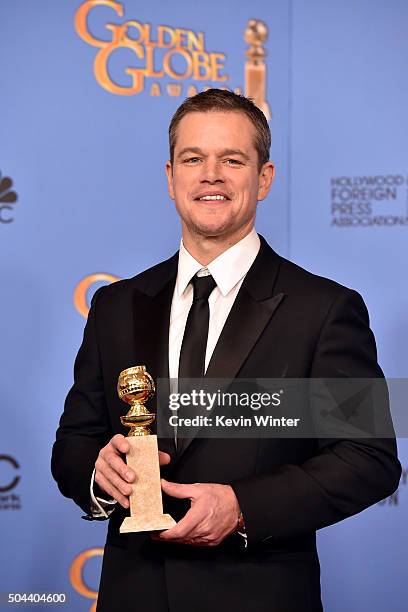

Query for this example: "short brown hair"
[168,89,271,172]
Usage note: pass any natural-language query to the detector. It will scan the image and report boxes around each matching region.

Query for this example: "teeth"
[198,195,227,201]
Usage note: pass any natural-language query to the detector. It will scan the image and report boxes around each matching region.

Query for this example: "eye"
[225,159,242,165]
[183,157,202,164]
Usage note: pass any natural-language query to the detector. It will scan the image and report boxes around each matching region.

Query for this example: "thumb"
[161,479,195,500]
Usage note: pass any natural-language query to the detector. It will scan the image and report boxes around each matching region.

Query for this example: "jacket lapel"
[205,289,285,380]
[132,253,178,456]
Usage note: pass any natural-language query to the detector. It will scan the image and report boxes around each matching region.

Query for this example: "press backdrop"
[1,1,407,610]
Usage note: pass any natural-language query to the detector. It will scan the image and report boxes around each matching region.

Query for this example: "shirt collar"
[176,229,260,297]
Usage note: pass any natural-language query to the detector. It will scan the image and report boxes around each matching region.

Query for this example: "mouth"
[193,192,231,202]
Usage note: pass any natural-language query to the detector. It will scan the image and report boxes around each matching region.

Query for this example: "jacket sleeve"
[51,287,112,514]
[231,288,401,548]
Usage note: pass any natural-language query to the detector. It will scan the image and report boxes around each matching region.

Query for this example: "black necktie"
[178,273,217,380]
[176,273,216,450]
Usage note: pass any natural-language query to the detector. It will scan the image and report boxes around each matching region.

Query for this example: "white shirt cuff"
[89,468,117,519]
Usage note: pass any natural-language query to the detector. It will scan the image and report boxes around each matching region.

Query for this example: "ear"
[257,162,275,201]
[165,161,175,200]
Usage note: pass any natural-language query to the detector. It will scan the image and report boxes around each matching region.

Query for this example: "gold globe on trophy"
[117,365,176,533]
[118,365,156,436]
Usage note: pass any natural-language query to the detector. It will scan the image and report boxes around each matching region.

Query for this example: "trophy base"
[120,514,176,533]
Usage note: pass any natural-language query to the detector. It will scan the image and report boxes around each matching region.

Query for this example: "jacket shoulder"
[272,253,371,329]
[258,235,359,304]
[277,255,358,302]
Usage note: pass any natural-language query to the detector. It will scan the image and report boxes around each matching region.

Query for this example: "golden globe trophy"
[244,19,272,120]
[117,365,176,533]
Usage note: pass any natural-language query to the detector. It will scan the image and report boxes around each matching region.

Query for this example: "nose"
[200,158,224,184]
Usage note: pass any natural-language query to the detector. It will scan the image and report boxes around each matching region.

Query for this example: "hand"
[153,480,240,546]
[95,434,171,508]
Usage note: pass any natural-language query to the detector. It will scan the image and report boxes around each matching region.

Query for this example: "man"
[52,89,400,612]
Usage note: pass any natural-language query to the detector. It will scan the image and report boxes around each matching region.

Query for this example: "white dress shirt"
[90,229,261,518]
[169,229,261,378]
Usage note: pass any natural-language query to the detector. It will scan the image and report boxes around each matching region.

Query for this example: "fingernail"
[126,471,133,481]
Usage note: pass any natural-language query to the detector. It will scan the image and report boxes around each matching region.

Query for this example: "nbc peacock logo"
[0,171,18,224]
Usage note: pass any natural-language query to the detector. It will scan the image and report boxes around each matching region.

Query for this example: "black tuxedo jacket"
[52,237,400,612]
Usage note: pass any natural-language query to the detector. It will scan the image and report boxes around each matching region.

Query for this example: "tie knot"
[191,274,216,301]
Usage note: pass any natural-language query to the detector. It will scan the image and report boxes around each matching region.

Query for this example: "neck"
[181,226,254,266]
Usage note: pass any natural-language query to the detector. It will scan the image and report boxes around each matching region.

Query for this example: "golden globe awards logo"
[331,174,408,227]
[74,1,271,117]
[75,0,228,97]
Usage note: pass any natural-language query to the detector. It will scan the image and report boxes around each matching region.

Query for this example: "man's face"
[166,111,274,244]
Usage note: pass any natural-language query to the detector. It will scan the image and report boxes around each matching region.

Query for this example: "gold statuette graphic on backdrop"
[245,19,271,120]
[118,366,176,533]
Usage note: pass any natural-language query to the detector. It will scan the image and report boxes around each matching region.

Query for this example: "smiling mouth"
[194,195,230,201]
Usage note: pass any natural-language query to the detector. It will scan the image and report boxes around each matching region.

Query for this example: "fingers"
[155,481,200,541]
[97,436,135,482]
[94,470,131,508]
[156,485,207,542]
[159,451,171,466]
[110,434,130,455]
[95,458,133,496]
[94,439,171,510]
[158,505,203,541]
[161,479,196,499]
[94,434,135,508]
[153,483,237,547]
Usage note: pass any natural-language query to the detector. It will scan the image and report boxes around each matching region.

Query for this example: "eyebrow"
[176,147,251,161]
